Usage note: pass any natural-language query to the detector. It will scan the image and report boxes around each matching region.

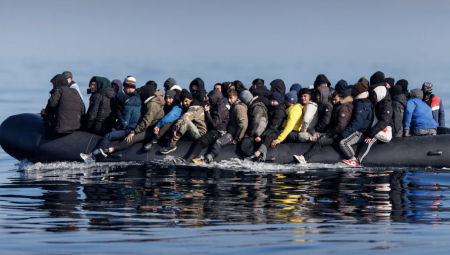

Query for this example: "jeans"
[98,130,128,150]
[412,128,437,136]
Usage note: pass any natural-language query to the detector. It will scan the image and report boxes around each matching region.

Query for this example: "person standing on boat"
[143,90,183,151]
[84,76,117,136]
[342,84,393,167]
[422,82,445,127]
[159,89,207,154]
[404,89,438,136]
[198,90,249,164]
[80,78,142,162]
[294,90,354,164]
[298,88,319,142]
[186,89,229,163]
[41,74,84,138]
[245,92,286,162]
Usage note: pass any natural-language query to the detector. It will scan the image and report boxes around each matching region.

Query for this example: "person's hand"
[312,132,319,137]
[404,130,411,137]
[270,140,279,148]
[230,140,237,145]
[364,137,374,144]
[204,105,210,112]
[255,137,261,142]
[125,133,135,142]
[154,126,160,135]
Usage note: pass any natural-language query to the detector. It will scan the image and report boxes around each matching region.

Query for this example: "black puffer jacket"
[315,86,333,133]
[85,76,117,135]
[44,74,83,133]
[190,78,207,107]
[366,89,393,139]
[270,79,286,103]
[261,103,286,136]
[205,89,230,132]
[250,85,271,107]
[391,93,407,137]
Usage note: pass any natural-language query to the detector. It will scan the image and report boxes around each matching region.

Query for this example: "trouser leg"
[284,131,300,142]
[256,131,278,158]
[240,137,255,157]
[186,130,220,161]
[339,131,365,159]
[158,122,174,138]
[356,138,378,163]
[303,136,334,161]
[98,130,127,150]
[209,133,233,158]
[114,129,153,152]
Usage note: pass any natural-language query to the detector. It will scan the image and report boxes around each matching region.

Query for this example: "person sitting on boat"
[269,91,304,149]
[404,89,438,136]
[62,71,85,111]
[219,81,233,110]
[245,92,286,162]
[396,79,410,99]
[313,74,331,90]
[270,79,286,103]
[84,76,117,136]
[239,89,269,157]
[159,89,207,154]
[98,83,165,157]
[41,74,84,139]
[233,80,247,94]
[336,82,373,165]
[111,79,128,122]
[313,86,333,138]
[197,90,249,164]
[185,89,229,163]
[422,82,445,127]
[294,90,354,164]
[391,85,407,137]
[163,78,182,103]
[80,78,142,162]
[190,78,207,107]
[298,88,319,142]
[144,90,183,151]
[214,83,222,92]
[342,85,393,167]
[250,78,271,107]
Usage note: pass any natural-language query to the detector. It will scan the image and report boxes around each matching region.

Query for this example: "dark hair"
[214,83,222,87]
[332,91,344,98]
[233,80,246,93]
[145,80,157,90]
[298,88,310,96]
[252,78,264,87]
[228,90,238,98]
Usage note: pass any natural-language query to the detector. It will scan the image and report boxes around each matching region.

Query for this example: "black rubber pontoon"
[1,113,449,167]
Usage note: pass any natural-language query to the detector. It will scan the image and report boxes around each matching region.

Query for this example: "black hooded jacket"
[366,92,394,139]
[250,85,271,107]
[391,93,407,137]
[369,71,387,90]
[270,79,286,103]
[85,76,117,135]
[44,74,83,133]
[315,86,333,133]
[205,89,230,132]
[261,103,286,137]
[190,78,207,107]
[313,74,331,89]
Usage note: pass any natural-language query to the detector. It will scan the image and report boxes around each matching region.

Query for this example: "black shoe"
[144,139,159,152]
[255,155,265,162]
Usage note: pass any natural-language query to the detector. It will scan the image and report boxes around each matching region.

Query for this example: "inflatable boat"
[1,113,449,167]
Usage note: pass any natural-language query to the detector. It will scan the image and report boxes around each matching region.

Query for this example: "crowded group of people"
[41,71,445,167]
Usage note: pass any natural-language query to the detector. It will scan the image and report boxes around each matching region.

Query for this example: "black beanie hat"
[396,79,409,91]
[269,92,282,104]
[180,89,193,101]
[391,85,403,96]
[385,77,395,88]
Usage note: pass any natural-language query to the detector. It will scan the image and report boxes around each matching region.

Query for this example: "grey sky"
[0,0,450,122]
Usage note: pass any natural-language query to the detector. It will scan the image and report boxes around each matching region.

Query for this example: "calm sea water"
[2,89,450,254]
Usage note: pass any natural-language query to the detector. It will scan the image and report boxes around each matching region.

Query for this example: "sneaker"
[293,155,307,164]
[159,144,177,154]
[191,158,205,165]
[80,153,96,163]
[255,155,265,162]
[342,159,360,167]
[144,139,159,152]
[205,154,214,164]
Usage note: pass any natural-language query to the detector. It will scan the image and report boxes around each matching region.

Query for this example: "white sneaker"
[293,155,307,164]
[80,153,95,163]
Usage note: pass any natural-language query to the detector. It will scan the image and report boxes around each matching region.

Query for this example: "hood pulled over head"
[140,84,156,102]
[316,86,330,104]
[372,86,387,103]
[208,89,223,107]
[190,78,206,93]
[50,74,69,89]
[313,74,331,88]
[370,71,385,85]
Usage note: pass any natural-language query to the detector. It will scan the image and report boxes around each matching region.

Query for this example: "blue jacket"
[341,98,373,138]
[156,104,183,128]
[404,98,437,131]
[117,96,142,133]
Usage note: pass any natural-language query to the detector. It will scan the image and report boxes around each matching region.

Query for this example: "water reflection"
[2,165,450,233]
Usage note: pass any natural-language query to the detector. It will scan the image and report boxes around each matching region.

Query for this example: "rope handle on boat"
[427,151,443,156]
